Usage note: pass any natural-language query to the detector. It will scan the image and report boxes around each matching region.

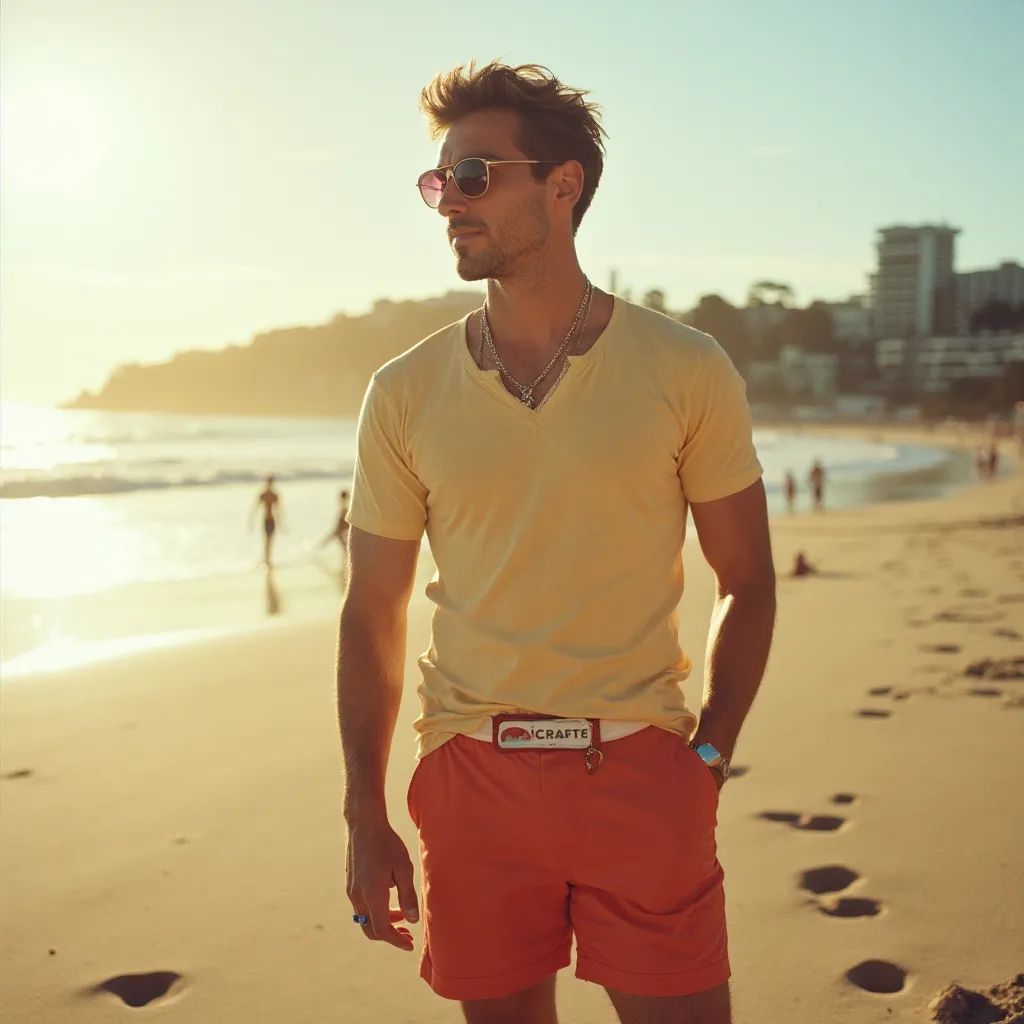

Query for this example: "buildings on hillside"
[956,261,1024,322]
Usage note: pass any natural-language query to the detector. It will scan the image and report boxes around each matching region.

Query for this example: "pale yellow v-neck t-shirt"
[346,297,764,761]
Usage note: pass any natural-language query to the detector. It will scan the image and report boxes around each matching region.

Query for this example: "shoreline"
[1,424,1015,677]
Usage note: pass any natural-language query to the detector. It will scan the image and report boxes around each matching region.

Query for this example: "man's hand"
[345,817,420,952]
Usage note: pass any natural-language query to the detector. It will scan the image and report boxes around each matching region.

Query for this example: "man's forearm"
[337,603,407,823]
[692,580,776,760]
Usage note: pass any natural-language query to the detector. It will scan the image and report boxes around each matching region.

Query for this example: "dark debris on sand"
[929,972,1024,1023]
[964,657,1024,681]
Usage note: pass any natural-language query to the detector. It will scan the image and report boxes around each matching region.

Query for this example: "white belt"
[465,717,651,745]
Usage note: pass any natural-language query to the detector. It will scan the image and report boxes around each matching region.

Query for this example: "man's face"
[434,109,552,282]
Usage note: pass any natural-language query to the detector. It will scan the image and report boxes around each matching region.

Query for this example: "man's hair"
[419,61,606,234]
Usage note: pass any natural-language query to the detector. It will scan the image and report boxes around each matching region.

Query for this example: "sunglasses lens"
[453,158,488,198]
[417,170,445,208]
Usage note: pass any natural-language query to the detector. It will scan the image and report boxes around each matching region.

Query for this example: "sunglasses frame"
[416,157,563,208]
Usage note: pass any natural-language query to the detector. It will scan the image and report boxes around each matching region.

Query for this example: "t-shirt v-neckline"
[457,296,620,423]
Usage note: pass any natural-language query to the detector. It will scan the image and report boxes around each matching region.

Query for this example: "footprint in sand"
[819,897,882,918]
[968,687,1004,698]
[89,972,184,1008]
[965,656,1024,681]
[799,864,859,894]
[758,811,846,832]
[920,643,961,654]
[831,793,857,804]
[935,606,1004,624]
[2,769,33,780]
[997,593,1024,604]
[867,686,892,696]
[800,868,883,918]
[959,588,989,598]
[856,708,892,718]
[992,627,1022,640]
[845,959,908,994]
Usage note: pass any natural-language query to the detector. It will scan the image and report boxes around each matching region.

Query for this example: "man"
[809,459,826,512]
[249,474,281,567]
[337,62,775,1024]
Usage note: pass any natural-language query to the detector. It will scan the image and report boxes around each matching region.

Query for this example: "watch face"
[694,742,723,767]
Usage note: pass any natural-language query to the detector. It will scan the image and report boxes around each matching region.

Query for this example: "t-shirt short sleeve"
[345,373,428,541]
[677,340,764,503]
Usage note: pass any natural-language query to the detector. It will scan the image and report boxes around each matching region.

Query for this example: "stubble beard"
[453,195,550,284]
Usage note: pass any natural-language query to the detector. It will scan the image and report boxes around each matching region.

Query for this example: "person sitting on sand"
[249,475,282,567]
[792,551,817,577]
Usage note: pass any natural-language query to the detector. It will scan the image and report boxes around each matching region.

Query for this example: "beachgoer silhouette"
[250,475,282,567]
[809,459,825,511]
[987,443,999,479]
[320,489,351,553]
[783,470,797,514]
[792,551,816,577]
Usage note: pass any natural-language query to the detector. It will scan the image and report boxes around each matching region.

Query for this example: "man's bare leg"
[461,972,559,1024]
[605,980,731,1024]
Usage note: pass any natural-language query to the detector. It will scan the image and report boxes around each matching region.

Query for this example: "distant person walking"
[250,475,282,567]
[783,470,797,514]
[976,446,991,480]
[809,459,826,512]
[987,442,999,479]
[320,489,351,555]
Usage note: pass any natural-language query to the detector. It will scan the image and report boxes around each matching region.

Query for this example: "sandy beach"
[2,425,1022,1023]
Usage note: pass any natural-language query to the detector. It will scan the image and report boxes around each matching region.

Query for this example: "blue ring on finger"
[353,914,368,925]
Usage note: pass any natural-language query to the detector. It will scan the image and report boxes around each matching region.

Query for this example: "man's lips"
[448,228,483,243]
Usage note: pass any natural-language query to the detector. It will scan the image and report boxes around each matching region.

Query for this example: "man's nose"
[437,174,467,217]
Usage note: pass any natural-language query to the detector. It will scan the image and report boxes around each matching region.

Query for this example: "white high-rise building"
[871,224,959,339]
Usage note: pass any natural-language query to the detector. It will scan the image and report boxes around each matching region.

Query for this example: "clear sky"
[2,0,1021,405]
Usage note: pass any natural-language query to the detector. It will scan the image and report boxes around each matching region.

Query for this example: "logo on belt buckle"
[493,714,595,750]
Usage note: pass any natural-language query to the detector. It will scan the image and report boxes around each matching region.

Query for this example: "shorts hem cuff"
[575,955,731,997]
[420,946,571,1001]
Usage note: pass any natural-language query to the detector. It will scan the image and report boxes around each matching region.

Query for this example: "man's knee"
[461,972,559,1024]
[605,979,731,1024]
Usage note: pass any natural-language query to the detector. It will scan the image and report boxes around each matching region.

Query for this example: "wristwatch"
[689,740,731,782]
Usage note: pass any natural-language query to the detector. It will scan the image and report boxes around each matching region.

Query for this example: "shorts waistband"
[464,717,651,744]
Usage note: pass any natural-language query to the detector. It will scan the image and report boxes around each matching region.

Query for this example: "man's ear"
[553,160,584,206]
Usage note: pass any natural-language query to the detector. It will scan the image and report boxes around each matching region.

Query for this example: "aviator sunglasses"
[416,157,563,208]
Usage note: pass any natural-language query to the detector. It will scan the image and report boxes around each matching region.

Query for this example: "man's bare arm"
[688,480,777,761]
[337,526,422,950]
[337,526,419,822]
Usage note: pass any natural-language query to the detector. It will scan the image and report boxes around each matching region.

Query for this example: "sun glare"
[1,80,106,193]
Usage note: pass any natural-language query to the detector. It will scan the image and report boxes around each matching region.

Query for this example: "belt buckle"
[492,714,603,773]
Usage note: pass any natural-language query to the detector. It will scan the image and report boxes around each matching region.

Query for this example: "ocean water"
[0,401,975,600]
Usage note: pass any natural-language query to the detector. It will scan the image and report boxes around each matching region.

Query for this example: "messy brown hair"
[420,61,607,234]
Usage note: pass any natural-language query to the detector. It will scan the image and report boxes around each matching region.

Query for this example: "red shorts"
[406,724,729,1000]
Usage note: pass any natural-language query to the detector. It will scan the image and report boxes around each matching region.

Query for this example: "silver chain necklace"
[481,278,592,409]
[534,283,594,411]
